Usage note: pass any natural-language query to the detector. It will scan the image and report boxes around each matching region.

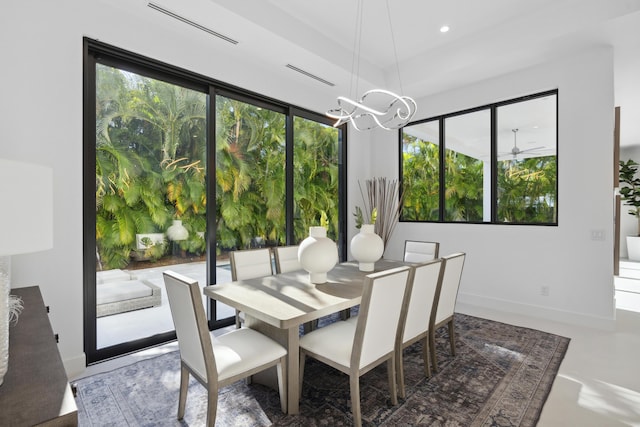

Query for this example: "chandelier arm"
[326,1,417,131]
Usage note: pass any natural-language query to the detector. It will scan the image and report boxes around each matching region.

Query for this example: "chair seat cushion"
[214,328,287,381]
[299,320,356,368]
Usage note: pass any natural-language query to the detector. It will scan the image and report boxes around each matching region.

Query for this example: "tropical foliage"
[95,65,339,270]
[401,133,557,223]
[619,159,640,236]
[293,117,340,241]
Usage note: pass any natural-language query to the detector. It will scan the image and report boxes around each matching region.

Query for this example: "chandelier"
[327,0,417,131]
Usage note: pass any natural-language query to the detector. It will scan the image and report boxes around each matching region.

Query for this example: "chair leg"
[349,374,362,427]
[178,365,189,420]
[235,309,242,328]
[387,357,398,406]
[396,345,406,399]
[276,357,288,414]
[448,319,456,356]
[206,383,218,427]
[429,329,438,373]
[421,336,432,378]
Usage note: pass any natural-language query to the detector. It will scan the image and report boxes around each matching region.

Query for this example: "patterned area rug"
[74,314,569,426]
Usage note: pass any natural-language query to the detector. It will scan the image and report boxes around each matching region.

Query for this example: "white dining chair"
[299,266,412,427]
[273,245,301,273]
[403,240,440,263]
[229,248,273,327]
[163,270,288,427]
[429,252,466,371]
[395,259,444,398]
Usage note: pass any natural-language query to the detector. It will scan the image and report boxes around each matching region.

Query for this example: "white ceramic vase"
[627,236,640,261]
[298,226,338,284]
[166,219,188,241]
[350,224,384,272]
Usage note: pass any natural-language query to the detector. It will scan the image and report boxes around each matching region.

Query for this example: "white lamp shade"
[0,159,53,256]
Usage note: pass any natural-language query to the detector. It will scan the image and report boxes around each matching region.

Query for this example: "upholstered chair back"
[355,266,411,368]
[403,240,440,263]
[163,271,214,383]
[230,248,273,280]
[434,253,466,325]
[402,259,444,343]
[273,245,301,274]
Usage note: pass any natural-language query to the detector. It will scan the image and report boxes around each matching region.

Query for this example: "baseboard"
[456,291,616,331]
[63,352,87,379]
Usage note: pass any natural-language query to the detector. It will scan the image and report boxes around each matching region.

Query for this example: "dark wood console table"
[0,286,78,426]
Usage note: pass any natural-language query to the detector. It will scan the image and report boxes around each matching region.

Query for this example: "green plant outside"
[402,133,557,223]
[619,159,640,236]
[95,65,339,270]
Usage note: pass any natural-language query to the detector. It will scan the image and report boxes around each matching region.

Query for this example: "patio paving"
[96,261,234,349]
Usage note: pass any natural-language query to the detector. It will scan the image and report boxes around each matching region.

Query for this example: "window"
[496,97,557,223]
[401,91,557,225]
[444,110,490,222]
[402,120,439,221]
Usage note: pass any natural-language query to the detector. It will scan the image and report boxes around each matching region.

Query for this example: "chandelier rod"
[349,0,364,101]
[385,0,404,95]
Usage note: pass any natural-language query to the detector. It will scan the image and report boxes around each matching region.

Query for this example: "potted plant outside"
[619,159,640,260]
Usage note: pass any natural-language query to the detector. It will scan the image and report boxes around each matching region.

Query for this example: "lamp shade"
[0,159,53,256]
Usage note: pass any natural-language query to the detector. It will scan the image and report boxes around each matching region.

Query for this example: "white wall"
[363,48,616,329]
[0,0,350,376]
[0,1,616,376]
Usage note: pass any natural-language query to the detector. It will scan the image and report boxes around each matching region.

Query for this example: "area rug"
[74,314,569,426]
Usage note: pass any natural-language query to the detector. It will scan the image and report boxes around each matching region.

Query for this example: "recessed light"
[440,25,450,33]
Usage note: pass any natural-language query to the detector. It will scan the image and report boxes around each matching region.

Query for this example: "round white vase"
[166,219,188,241]
[350,224,384,272]
[298,226,338,284]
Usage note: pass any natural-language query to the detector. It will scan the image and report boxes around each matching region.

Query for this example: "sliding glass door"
[93,63,208,352]
[213,94,287,320]
[293,116,341,243]
[84,39,346,363]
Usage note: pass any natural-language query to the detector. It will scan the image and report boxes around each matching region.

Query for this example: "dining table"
[203,258,408,414]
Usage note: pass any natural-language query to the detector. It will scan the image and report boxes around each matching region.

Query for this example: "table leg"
[286,326,300,414]
[244,315,301,414]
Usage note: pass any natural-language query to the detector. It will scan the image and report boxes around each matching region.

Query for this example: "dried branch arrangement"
[8,295,23,325]
[358,177,404,247]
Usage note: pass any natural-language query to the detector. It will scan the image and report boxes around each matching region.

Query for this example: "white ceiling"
[149,0,640,146]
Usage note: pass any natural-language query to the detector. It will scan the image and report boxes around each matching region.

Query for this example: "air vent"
[286,64,335,87]
[148,2,238,45]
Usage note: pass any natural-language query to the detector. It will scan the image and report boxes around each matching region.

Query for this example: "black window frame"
[399,90,558,226]
[83,38,347,363]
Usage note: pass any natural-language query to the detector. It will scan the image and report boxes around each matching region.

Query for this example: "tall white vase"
[298,226,338,284]
[350,224,384,272]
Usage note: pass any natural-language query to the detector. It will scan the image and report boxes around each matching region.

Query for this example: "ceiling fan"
[500,128,546,160]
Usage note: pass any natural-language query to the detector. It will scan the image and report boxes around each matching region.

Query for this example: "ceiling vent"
[286,64,335,87]
[148,2,238,45]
